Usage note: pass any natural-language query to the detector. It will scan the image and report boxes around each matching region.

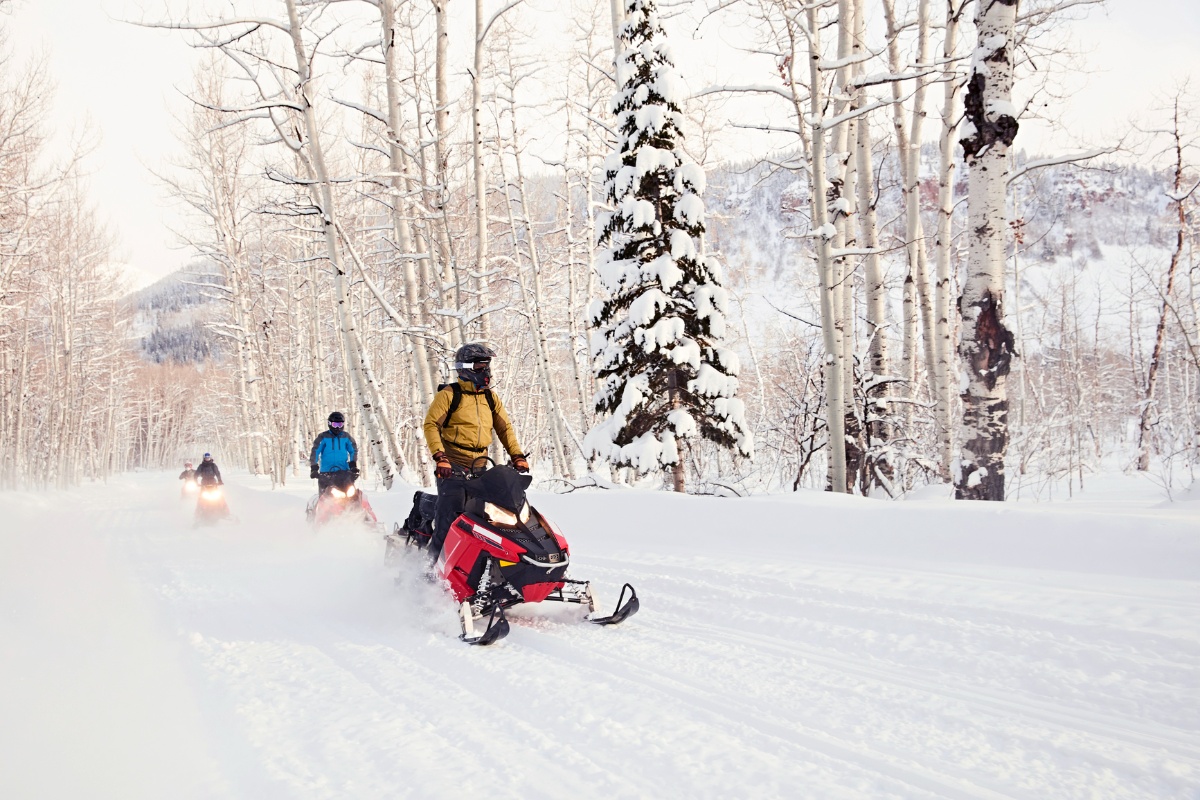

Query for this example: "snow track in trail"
[2,472,1198,799]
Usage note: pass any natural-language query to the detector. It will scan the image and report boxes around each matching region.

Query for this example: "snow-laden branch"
[1007,146,1119,185]
[1166,179,1200,203]
[331,95,387,126]
[848,68,939,90]
[479,0,524,44]
[694,84,797,101]
[133,17,291,35]
[809,96,900,131]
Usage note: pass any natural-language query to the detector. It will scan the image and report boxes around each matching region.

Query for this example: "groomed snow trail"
[1,472,1197,799]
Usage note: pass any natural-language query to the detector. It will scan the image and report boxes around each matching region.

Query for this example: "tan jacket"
[423,380,524,467]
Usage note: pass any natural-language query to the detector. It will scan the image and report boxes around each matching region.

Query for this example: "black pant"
[432,474,468,556]
[317,471,353,493]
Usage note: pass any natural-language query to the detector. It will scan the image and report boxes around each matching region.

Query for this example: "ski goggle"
[456,360,491,371]
[329,421,344,429]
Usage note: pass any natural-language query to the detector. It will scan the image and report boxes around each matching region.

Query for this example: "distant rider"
[179,461,197,496]
[310,411,359,492]
[423,343,528,560]
[194,453,223,486]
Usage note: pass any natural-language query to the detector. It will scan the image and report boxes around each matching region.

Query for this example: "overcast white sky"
[5,0,1198,288]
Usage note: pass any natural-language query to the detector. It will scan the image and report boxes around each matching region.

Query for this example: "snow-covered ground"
[1,472,1197,799]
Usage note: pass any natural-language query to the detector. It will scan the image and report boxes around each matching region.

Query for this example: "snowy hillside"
[131,267,225,365]
[2,473,1197,798]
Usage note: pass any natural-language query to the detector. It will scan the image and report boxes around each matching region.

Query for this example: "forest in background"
[1,0,1196,499]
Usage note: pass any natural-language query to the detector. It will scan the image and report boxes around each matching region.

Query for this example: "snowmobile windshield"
[464,464,531,513]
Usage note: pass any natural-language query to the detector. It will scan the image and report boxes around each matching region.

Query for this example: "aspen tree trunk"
[283,0,399,486]
[933,0,965,473]
[956,0,1019,501]
[1137,100,1189,471]
[432,0,464,348]
[833,0,861,492]
[471,0,491,341]
[381,0,435,408]
[668,369,686,493]
[882,0,921,432]
[806,2,848,493]
[497,117,573,477]
[610,0,624,73]
[908,0,941,426]
[306,239,329,416]
[852,4,890,490]
[564,163,593,437]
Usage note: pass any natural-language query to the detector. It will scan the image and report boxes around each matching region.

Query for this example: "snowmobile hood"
[465,465,531,512]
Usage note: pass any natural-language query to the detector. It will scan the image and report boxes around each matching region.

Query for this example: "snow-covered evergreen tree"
[586,0,751,490]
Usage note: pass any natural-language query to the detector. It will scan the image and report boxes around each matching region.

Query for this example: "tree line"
[1,0,1195,499]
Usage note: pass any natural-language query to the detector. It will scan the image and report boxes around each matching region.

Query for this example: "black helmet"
[328,410,346,431]
[454,343,495,389]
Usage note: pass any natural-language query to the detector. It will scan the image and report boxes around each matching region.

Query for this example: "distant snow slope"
[1,472,1197,799]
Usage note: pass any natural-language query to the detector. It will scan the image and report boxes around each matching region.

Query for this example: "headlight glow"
[347,485,356,497]
[331,487,346,498]
[483,501,518,527]
[201,488,222,500]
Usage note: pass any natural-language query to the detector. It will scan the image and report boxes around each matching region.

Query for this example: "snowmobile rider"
[423,343,529,559]
[310,411,359,492]
[194,453,223,486]
[179,461,197,497]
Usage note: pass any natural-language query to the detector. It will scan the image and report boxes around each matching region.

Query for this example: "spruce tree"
[586,0,751,491]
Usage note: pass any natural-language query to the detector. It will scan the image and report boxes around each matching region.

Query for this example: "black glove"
[349,460,360,479]
[434,451,452,479]
[310,464,319,479]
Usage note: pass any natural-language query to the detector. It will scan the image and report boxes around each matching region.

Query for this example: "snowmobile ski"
[460,602,510,646]
[587,583,640,626]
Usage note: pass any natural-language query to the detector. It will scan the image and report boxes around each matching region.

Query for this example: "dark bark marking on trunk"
[960,73,1019,160]
[964,289,1016,390]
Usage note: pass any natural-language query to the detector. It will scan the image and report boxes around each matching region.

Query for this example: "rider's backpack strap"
[438,383,495,428]
[439,383,463,429]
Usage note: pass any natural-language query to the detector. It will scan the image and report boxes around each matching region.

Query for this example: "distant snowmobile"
[194,484,230,527]
[307,471,380,529]
[384,461,639,645]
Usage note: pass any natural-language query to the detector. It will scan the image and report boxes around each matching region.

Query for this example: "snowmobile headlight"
[331,487,346,498]
[519,501,531,524]
[483,501,518,527]
[346,485,356,497]
[202,488,222,500]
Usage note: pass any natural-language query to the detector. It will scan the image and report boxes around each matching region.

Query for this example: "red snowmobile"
[194,483,231,527]
[384,461,639,645]
[307,471,380,528]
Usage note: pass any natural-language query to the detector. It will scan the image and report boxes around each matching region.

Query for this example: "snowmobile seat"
[402,490,438,542]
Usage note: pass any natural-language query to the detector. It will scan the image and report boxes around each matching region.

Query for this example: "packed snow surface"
[2,472,1198,799]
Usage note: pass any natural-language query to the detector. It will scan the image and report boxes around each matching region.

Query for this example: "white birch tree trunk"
[933,0,965,474]
[805,2,848,493]
[381,0,435,409]
[956,0,1019,501]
